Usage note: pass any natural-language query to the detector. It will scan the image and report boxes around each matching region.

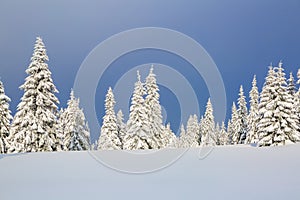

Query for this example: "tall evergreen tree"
[295,69,300,131]
[8,37,59,153]
[215,123,220,145]
[218,121,228,145]
[97,87,122,150]
[123,71,152,150]
[246,75,260,144]
[257,62,299,146]
[59,90,90,151]
[287,72,296,96]
[200,98,216,146]
[227,102,239,145]
[116,109,126,149]
[145,66,165,148]
[0,80,12,153]
[233,85,248,144]
[56,108,65,151]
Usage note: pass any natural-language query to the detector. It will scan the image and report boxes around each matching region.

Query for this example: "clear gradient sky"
[1,0,300,141]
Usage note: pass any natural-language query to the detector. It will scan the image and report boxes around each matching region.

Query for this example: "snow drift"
[0,144,300,200]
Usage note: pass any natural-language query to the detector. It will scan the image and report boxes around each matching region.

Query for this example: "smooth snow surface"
[1,144,300,200]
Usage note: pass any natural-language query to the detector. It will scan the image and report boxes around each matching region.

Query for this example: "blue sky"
[1,0,300,141]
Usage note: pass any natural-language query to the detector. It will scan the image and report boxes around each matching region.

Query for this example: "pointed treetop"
[278,60,283,68]
[252,75,256,83]
[70,89,75,100]
[239,85,244,94]
[150,65,154,74]
[269,62,273,68]
[137,70,141,82]
[289,72,294,79]
[33,36,48,60]
[0,79,3,90]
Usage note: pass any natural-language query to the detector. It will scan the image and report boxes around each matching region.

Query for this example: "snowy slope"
[1,144,300,200]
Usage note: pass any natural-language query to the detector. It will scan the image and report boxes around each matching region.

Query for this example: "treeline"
[0,37,300,154]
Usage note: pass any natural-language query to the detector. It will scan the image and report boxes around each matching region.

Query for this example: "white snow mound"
[1,144,300,200]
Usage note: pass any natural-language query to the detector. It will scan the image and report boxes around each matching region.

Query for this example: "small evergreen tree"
[163,123,177,148]
[116,110,126,149]
[178,124,188,148]
[200,98,216,146]
[185,115,200,147]
[246,75,259,144]
[60,90,90,151]
[218,122,228,145]
[215,123,220,145]
[97,87,122,150]
[227,102,239,145]
[287,72,296,95]
[0,80,12,153]
[233,85,248,144]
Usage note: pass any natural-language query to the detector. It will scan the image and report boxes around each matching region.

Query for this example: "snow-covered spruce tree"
[184,114,200,147]
[215,123,220,145]
[116,110,126,149]
[178,124,187,148]
[287,72,296,96]
[8,37,59,153]
[56,108,65,151]
[232,85,248,144]
[218,122,228,145]
[163,123,177,148]
[59,90,90,151]
[123,71,152,150]
[295,69,300,136]
[0,80,12,153]
[97,87,122,150]
[295,69,300,129]
[144,66,165,148]
[200,98,216,146]
[246,75,260,144]
[227,102,239,145]
[257,62,300,146]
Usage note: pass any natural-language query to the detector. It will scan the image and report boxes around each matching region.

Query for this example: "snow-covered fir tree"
[144,66,166,148]
[59,90,90,151]
[8,37,59,153]
[295,69,300,127]
[227,102,239,145]
[215,123,220,145]
[123,71,153,150]
[218,122,228,145]
[200,98,216,146]
[56,108,65,151]
[0,80,12,153]
[97,87,122,150]
[116,110,126,149]
[246,75,259,144]
[295,69,300,131]
[178,124,188,148]
[257,62,300,146]
[163,123,177,148]
[232,85,248,144]
[184,114,200,147]
[287,72,296,96]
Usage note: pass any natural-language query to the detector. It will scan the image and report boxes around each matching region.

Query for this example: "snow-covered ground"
[1,144,300,200]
